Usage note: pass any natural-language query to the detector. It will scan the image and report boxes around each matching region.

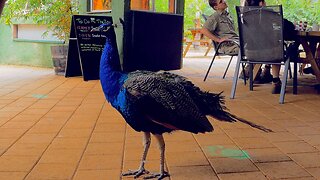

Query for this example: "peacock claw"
[122,168,150,178]
[143,171,169,180]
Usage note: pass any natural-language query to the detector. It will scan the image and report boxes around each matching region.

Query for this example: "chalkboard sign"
[65,15,112,81]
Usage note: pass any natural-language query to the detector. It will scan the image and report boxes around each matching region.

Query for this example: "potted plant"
[1,0,79,75]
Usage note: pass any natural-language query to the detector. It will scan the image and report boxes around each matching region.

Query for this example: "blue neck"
[100,37,127,103]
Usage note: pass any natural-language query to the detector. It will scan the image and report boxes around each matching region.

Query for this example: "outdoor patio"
[1,47,320,180]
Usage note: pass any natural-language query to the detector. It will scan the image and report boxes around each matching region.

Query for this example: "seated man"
[201,0,239,54]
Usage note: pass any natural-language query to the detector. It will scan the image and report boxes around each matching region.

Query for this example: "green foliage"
[154,0,169,12]
[0,0,79,42]
[267,0,320,24]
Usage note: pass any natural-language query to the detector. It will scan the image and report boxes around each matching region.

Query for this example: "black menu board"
[65,15,112,81]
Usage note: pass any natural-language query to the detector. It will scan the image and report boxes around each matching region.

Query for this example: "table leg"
[300,40,320,83]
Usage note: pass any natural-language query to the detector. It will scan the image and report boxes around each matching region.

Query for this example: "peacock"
[93,22,271,180]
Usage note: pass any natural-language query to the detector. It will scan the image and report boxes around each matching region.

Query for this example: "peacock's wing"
[123,71,213,134]
[154,72,271,132]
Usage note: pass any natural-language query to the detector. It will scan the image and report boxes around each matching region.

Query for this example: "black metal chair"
[202,14,241,81]
[230,5,293,104]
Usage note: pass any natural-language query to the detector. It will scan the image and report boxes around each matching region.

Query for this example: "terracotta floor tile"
[299,134,320,146]
[89,132,125,143]
[233,137,275,149]
[25,163,76,180]
[4,143,48,156]
[194,133,235,146]
[0,155,39,171]
[209,157,258,174]
[39,149,83,164]
[0,138,16,154]
[169,165,218,180]
[285,126,320,136]
[85,142,123,155]
[218,171,268,180]
[57,128,93,138]
[224,128,262,138]
[0,172,27,180]
[166,140,202,153]
[28,124,63,134]
[94,123,126,133]
[50,137,88,149]
[0,128,27,138]
[164,131,195,142]
[123,146,160,161]
[263,132,302,142]
[289,152,320,168]
[78,154,122,170]
[306,167,320,179]
[1,121,36,129]
[245,148,291,163]
[73,169,121,180]
[64,121,96,129]
[19,133,55,144]
[274,141,318,154]
[166,151,209,166]
[256,161,310,179]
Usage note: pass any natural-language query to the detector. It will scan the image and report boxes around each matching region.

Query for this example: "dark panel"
[124,10,184,71]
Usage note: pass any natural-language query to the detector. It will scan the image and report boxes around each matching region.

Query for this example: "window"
[131,0,176,13]
[12,24,61,42]
[90,0,112,12]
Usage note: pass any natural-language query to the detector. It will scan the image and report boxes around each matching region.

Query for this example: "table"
[297,31,320,83]
[183,28,212,57]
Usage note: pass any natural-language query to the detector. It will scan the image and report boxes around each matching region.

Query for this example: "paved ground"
[1,48,320,180]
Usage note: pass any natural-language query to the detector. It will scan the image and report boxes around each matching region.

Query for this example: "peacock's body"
[96,23,270,179]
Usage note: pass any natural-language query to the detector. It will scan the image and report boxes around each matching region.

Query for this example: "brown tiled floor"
[1,48,320,180]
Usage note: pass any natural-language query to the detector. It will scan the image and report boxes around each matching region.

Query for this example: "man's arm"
[201,27,228,43]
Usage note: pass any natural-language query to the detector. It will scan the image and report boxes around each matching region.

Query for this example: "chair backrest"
[236,5,284,62]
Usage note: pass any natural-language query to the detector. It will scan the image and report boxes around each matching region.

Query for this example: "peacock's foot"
[122,168,150,178]
[143,171,169,180]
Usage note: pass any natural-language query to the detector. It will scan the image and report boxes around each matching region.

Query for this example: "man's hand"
[217,37,229,43]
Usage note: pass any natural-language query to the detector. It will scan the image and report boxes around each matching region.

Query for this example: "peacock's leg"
[144,134,169,180]
[122,132,151,178]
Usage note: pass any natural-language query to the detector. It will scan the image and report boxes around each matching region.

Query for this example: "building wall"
[0,24,61,67]
[0,0,87,68]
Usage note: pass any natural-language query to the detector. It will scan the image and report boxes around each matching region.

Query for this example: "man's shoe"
[271,80,282,94]
[303,67,314,75]
[255,68,272,84]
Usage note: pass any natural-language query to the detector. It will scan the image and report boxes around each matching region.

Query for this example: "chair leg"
[249,63,254,91]
[203,51,219,81]
[230,53,242,99]
[293,61,298,94]
[183,42,191,58]
[279,60,290,104]
[222,56,233,79]
[204,44,212,56]
[288,63,293,79]
[241,63,247,85]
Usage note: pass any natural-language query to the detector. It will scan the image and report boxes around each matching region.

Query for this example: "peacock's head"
[91,22,113,32]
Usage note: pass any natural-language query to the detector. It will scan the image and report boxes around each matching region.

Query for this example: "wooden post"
[169,0,175,13]
[131,0,149,10]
